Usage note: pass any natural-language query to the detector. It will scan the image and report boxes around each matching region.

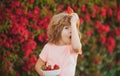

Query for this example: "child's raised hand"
[70,13,79,25]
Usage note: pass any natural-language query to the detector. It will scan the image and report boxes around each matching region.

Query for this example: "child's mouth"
[69,36,71,39]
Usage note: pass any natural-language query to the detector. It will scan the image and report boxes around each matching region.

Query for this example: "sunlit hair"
[47,12,81,44]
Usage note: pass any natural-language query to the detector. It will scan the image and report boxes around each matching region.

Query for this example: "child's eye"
[64,26,69,29]
[65,27,68,29]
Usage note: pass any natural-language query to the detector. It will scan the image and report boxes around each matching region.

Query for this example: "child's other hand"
[70,13,79,25]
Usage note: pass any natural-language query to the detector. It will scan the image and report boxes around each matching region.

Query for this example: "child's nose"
[69,28,71,33]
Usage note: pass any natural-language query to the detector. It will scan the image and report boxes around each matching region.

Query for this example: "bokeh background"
[0,0,120,76]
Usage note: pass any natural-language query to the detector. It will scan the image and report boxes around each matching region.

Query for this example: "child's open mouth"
[69,36,71,39]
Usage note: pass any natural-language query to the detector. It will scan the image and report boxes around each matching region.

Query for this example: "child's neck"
[55,40,70,46]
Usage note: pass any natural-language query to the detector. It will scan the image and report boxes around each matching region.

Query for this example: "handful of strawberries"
[41,64,60,71]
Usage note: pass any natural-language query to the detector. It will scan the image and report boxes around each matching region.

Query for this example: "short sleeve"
[39,44,49,62]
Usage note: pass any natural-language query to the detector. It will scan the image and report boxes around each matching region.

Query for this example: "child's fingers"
[71,13,79,20]
[71,13,79,24]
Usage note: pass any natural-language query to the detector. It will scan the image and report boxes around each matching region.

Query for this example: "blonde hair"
[47,12,81,44]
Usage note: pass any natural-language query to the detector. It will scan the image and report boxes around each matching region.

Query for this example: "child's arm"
[71,13,82,54]
[35,58,45,76]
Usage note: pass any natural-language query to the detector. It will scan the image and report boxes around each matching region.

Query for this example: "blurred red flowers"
[0,0,120,76]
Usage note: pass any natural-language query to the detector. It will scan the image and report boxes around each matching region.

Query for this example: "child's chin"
[66,42,71,45]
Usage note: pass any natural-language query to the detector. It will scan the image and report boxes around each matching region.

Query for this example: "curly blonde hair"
[47,12,81,44]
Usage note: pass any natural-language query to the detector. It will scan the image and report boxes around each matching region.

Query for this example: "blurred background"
[0,0,120,76]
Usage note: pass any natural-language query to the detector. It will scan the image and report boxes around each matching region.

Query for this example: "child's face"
[59,25,71,45]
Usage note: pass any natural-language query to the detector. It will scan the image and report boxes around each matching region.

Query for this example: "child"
[35,11,82,76]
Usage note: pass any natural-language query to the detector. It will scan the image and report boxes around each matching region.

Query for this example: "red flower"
[100,7,107,17]
[16,8,23,15]
[22,64,31,72]
[22,40,37,57]
[6,51,11,56]
[117,10,120,21]
[85,15,90,22]
[107,8,113,17]
[79,18,84,25]
[19,17,28,26]
[100,36,116,53]
[114,28,120,36]
[28,55,37,64]
[27,11,33,19]
[29,0,34,4]
[38,34,48,42]
[0,56,6,61]
[105,25,110,33]
[57,5,63,12]
[100,35,107,45]
[106,37,116,54]
[38,15,51,29]
[11,35,24,44]
[101,24,110,33]
[81,5,86,12]
[86,31,92,37]
[25,32,34,40]
[0,34,7,46]
[30,24,40,29]
[95,20,101,26]
[15,72,20,76]
[4,42,10,48]
[11,1,21,8]
[24,49,32,58]
[34,6,40,15]
[7,61,11,67]
[95,21,110,34]
[93,5,99,12]
[9,24,21,35]
[91,12,96,18]
[73,6,78,11]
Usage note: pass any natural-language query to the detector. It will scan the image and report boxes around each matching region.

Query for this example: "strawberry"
[67,6,74,14]
[53,64,60,70]
[42,64,60,71]
[46,65,52,70]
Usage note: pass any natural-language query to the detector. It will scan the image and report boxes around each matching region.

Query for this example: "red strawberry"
[67,6,74,14]
[53,64,60,70]
[46,65,52,70]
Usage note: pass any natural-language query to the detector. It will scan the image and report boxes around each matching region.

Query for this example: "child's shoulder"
[43,43,59,50]
[42,43,53,50]
[44,42,54,47]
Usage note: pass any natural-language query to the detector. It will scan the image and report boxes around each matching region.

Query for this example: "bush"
[0,0,120,76]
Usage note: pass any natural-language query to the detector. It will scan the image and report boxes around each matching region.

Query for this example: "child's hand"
[70,13,79,25]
